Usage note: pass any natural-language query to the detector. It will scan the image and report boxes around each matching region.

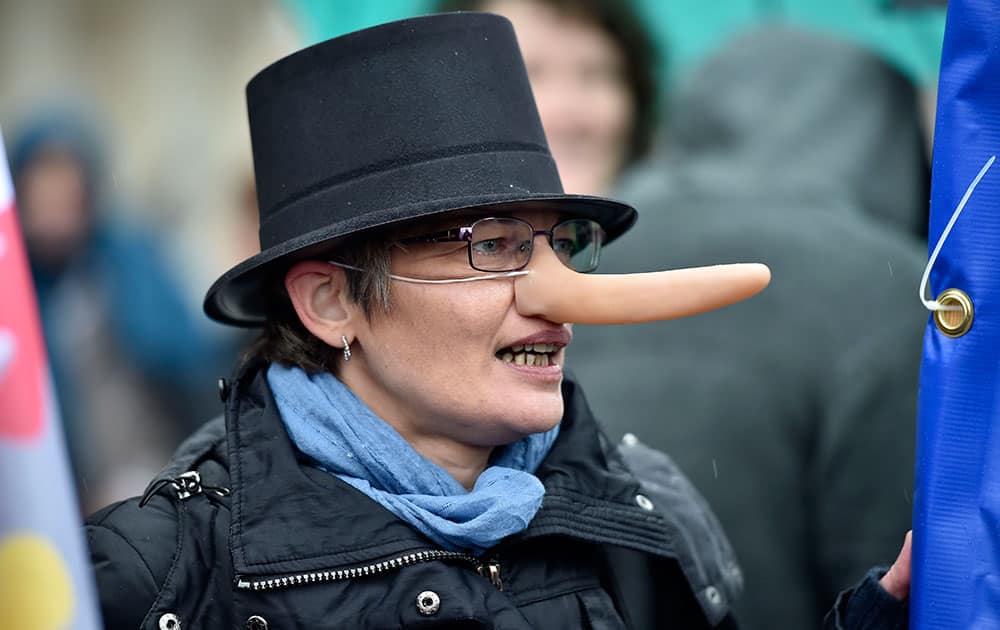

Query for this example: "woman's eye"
[553,238,577,255]
[472,238,505,256]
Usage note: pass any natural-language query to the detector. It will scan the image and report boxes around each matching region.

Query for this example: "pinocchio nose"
[514,244,771,324]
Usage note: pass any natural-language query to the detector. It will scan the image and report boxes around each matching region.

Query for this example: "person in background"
[9,111,224,512]
[569,27,929,629]
[439,0,659,196]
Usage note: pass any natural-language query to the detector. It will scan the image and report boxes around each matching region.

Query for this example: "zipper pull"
[139,470,230,506]
[172,471,203,500]
[173,470,230,500]
[139,473,197,507]
[478,559,503,591]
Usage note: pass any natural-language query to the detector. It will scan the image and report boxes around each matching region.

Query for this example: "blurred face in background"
[17,148,92,270]
[485,0,635,196]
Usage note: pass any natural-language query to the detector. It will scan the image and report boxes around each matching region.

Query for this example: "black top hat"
[204,12,637,326]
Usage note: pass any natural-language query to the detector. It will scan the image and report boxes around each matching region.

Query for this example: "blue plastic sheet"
[913,1,1000,628]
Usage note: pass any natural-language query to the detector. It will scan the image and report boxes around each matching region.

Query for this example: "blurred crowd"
[1,1,944,628]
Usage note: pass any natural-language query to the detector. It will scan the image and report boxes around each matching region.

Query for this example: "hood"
[8,109,103,194]
[6,109,111,276]
[662,25,929,237]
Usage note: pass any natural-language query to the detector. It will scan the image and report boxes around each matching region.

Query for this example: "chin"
[492,397,564,442]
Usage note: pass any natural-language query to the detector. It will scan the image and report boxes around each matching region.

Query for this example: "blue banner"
[913,1,1000,628]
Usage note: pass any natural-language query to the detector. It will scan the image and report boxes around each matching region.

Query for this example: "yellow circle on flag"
[0,532,74,629]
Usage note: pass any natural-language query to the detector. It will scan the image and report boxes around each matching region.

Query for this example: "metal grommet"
[246,615,269,630]
[158,613,181,630]
[621,433,639,447]
[218,378,230,402]
[635,493,654,511]
[704,586,723,607]
[934,288,974,338]
[416,590,441,616]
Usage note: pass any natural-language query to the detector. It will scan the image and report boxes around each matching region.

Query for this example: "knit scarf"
[266,363,559,555]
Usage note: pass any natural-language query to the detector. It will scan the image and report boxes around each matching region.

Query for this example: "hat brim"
[204,193,636,326]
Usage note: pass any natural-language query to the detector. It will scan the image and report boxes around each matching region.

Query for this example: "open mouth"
[495,343,561,367]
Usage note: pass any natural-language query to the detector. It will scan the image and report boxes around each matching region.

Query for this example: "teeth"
[514,343,558,353]
[498,344,560,366]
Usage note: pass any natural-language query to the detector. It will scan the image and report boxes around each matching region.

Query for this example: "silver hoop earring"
[341,335,352,362]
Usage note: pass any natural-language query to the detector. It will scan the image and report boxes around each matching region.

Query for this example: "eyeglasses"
[398,217,605,273]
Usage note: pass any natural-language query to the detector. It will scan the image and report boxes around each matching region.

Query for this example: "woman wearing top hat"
[84,12,794,629]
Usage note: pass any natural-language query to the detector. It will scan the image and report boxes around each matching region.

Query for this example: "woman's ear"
[284,261,356,346]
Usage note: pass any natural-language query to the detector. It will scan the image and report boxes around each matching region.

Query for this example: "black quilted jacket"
[86,360,743,629]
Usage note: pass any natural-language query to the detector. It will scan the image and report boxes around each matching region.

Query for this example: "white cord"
[919,154,996,311]
[328,260,529,284]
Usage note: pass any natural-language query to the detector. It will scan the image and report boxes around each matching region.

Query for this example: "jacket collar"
[523,377,678,557]
[225,360,676,578]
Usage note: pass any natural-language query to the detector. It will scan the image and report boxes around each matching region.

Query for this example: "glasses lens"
[552,219,604,272]
[469,218,533,271]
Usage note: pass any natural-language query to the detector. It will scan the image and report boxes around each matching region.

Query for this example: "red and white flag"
[0,127,101,628]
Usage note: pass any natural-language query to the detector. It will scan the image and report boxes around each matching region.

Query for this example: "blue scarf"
[266,364,559,555]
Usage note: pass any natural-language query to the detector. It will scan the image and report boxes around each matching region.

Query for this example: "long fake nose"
[514,243,771,324]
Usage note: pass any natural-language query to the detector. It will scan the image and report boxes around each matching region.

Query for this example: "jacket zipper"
[157,472,504,592]
[236,550,503,592]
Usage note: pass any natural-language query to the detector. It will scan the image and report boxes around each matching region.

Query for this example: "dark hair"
[437,0,661,165]
[245,234,395,374]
